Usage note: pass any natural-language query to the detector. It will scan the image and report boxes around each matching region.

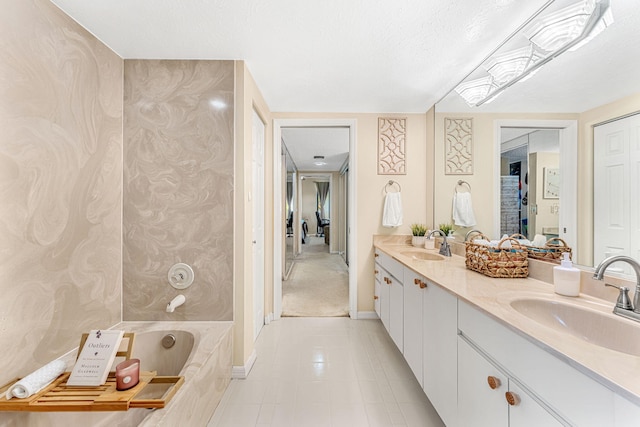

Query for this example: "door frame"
[252,109,266,341]
[272,118,358,320]
[493,119,577,256]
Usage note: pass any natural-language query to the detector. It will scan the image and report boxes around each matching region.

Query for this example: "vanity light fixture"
[454,76,500,106]
[454,0,613,107]
[524,0,614,53]
[483,45,546,86]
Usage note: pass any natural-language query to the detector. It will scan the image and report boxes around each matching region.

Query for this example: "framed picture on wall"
[543,168,560,199]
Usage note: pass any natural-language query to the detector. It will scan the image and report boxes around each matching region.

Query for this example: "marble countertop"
[374,239,640,405]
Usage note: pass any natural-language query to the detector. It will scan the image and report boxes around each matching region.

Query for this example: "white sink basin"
[510,298,640,357]
[400,250,444,261]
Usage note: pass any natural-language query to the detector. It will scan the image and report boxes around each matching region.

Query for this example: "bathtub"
[1,321,233,427]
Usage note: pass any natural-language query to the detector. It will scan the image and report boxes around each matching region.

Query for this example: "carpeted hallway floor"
[281,236,349,317]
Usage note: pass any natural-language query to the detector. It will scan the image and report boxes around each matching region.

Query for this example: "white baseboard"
[357,311,379,320]
[265,312,273,325]
[231,349,257,379]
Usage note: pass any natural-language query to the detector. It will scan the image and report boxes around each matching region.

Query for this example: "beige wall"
[529,152,559,236]
[123,60,235,321]
[0,0,123,393]
[301,177,319,233]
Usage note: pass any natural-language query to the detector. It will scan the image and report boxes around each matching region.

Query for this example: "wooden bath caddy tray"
[0,371,183,412]
[0,332,184,412]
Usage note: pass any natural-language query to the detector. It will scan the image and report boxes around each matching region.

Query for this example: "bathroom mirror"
[434,0,640,269]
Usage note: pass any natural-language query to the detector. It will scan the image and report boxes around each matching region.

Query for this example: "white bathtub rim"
[110,321,232,380]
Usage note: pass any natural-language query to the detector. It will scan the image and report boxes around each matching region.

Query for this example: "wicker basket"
[510,234,573,263]
[465,234,529,278]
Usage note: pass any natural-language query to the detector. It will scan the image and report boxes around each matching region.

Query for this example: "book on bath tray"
[67,329,125,386]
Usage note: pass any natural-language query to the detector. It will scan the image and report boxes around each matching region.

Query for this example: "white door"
[594,114,640,273]
[252,110,265,340]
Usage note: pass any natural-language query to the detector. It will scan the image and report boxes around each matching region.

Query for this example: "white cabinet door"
[423,280,458,427]
[508,381,563,427]
[374,263,381,318]
[379,266,391,333]
[374,278,381,318]
[459,337,563,427]
[376,252,403,349]
[459,300,613,426]
[403,268,424,386]
[458,337,508,427]
[389,274,403,352]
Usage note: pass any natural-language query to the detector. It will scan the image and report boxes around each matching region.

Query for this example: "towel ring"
[385,180,401,193]
[455,180,471,193]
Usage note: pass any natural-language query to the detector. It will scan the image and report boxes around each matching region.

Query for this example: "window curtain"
[286,182,293,216]
[315,182,330,219]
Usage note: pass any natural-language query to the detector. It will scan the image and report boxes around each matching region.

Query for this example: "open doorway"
[273,119,357,320]
[494,120,577,255]
[282,171,347,316]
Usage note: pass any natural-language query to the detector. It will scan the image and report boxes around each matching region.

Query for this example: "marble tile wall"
[123,60,235,321]
[0,0,123,390]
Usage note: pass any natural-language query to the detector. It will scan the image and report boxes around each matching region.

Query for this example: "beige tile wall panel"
[123,60,234,321]
[0,0,123,390]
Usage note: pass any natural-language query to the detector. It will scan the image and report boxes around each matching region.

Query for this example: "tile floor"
[208,317,445,427]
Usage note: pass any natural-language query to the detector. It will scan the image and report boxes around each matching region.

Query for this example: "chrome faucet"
[427,229,451,257]
[593,255,640,322]
[464,229,483,242]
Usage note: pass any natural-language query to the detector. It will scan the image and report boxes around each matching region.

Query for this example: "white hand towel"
[5,359,66,400]
[382,192,403,228]
[453,192,476,227]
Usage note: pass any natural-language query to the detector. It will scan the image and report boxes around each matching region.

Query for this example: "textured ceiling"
[282,127,349,172]
[50,1,639,171]
[50,0,552,113]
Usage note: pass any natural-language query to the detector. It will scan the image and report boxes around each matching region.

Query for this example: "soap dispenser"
[554,252,580,296]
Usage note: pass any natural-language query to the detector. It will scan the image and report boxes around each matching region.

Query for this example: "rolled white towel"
[532,234,547,247]
[473,238,490,246]
[5,359,66,400]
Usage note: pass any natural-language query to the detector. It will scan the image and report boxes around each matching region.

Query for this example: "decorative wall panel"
[445,118,473,175]
[123,60,234,321]
[0,0,123,395]
[378,118,406,175]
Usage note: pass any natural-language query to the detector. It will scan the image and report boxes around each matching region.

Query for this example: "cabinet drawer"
[458,300,614,426]
[375,249,404,282]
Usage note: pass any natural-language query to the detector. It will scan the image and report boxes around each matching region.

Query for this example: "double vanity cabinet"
[373,244,640,427]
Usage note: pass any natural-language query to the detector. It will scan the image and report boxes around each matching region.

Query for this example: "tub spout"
[166,294,186,313]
